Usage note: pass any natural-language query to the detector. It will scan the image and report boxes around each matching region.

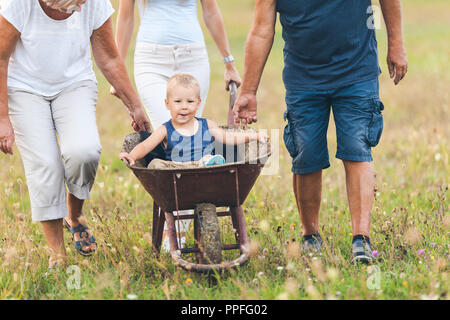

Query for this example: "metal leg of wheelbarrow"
[164,211,180,252]
[152,202,166,254]
[194,212,202,264]
[230,205,249,254]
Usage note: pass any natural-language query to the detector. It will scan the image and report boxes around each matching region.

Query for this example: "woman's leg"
[66,193,96,251]
[8,89,68,266]
[52,80,101,252]
[41,219,66,266]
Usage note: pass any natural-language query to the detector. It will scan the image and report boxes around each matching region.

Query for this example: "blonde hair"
[166,74,201,99]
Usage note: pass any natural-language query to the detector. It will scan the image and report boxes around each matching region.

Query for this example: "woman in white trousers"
[113,0,241,246]
[113,0,241,129]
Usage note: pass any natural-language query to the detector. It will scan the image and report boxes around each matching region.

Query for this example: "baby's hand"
[119,152,136,166]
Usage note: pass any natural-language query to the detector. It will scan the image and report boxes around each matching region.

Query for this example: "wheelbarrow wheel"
[195,203,222,264]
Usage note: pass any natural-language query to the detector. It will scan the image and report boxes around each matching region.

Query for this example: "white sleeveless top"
[136,0,205,45]
[0,0,114,96]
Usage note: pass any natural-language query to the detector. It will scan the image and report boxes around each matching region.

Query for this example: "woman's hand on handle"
[0,117,15,155]
[225,63,242,91]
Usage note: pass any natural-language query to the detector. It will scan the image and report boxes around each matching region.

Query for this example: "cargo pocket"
[283,110,298,158]
[367,98,384,147]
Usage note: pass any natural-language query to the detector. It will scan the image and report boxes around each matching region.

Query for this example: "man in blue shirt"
[233,0,408,263]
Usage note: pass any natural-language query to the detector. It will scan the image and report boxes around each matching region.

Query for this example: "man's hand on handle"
[232,93,258,126]
[0,117,14,155]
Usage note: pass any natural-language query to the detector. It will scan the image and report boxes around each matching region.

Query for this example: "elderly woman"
[0,0,150,268]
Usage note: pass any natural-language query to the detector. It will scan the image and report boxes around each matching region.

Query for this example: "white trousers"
[8,80,101,221]
[134,42,210,130]
[134,42,210,233]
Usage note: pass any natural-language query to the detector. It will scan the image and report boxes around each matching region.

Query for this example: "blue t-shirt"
[163,118,215,162]
[276,0,381,90]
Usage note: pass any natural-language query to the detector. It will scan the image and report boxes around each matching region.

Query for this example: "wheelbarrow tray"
[128,161,266,213]
[120,80,271,272]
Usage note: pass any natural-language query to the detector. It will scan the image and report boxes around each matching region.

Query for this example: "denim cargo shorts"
[283,78,384,175]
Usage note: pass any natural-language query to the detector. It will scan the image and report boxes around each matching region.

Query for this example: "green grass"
[0,0,448,300]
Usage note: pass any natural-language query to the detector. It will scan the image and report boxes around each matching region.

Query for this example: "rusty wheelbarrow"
[121,82,271,273]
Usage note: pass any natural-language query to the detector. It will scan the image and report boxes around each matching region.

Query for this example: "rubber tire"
[195,203,222,264]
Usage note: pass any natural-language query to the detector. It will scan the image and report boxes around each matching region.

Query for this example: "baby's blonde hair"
[166,73,201,99]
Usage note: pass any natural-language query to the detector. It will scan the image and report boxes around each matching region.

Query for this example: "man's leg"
[293,170,322,236]
[344,159,376,264]
[343,161,375,237]
[332,78,383,263]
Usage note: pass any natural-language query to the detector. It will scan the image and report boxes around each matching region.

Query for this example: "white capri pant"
[8,80,101,222]
[134,42,210,130]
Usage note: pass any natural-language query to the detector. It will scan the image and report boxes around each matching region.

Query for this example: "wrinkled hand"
[42,0,86,13]
[233,93,257,125]
[129,106,150,132]
[0,117,15,155]
[119,152,135,166]
[225,64,242,91]
[387,43,408,85]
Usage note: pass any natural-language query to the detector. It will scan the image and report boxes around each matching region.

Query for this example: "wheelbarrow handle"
[227,80,238,127]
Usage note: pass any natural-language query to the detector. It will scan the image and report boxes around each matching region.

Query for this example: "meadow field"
[0,0,448,300]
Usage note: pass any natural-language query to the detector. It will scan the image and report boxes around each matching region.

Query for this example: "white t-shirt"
[0,0,114,96]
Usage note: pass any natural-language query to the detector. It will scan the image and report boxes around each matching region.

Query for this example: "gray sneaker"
[302,234,323,254]
[351,239,374,264]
